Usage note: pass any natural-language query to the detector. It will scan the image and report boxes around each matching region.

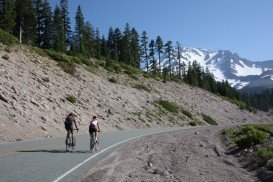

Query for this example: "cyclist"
[65,112,79,146]
[89,116,100,142]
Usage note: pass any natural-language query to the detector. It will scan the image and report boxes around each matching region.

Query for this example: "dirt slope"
[84,126,256,182]
[0,44,270,142]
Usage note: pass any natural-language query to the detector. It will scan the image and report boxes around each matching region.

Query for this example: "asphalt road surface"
[0,127,190,182]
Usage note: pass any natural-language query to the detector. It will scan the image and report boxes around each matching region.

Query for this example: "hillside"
[0,44,271,143]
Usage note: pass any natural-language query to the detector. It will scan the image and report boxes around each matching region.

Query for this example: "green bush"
[129,74,139,80]
[108,77,117,83]
[105,59,123,74]
[32,47,47,57]
[189,121,197,126]
[154,100,180,113]
[133,83,151,92]
[66,95,77,104]
[223,129,234,137]
[45,50,70,63]
[258,145,273,166]
[181,108,193,118]
[235,125,269,149]
[202,114,218,125]
[267,159,273,171]
[121,63,140,75]
[58,62,76,75]
[255,124,273,135]
[0,28,19,45]
[2,54,9,60]
[4,47,11,53]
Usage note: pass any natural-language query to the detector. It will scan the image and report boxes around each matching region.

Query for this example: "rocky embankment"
[84,126,256,182]
[0,44,271,143]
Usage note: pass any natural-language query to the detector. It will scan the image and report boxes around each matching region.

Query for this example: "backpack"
[89,123,96,133]
[65,116,73,125]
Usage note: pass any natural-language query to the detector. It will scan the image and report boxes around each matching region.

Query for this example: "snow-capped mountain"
[240,70,273,93]
[158,48,273,90]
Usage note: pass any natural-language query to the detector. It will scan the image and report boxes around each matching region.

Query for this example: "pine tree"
[83,21,95,56]
[75,5,87,55]
[15,0,37,45]
[176,41,182,78]
[60,0,71,46]
[164,41,173,76]
[107,27,115,59]
[130,28,140,68]
[101,35,108,58]
[42,0,53,49]
[120,23,131,64]
[34,0,44,47]
[94,28,101,59]
[141,31,149,72]
[156,36,163,73]
[149,39,156,74]
[0,0,16,33]
[52,6,66,52]
[113,28,122,61]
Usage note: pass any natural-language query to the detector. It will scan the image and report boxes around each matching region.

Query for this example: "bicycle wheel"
[90,133,96,152]
[66,134,71,152]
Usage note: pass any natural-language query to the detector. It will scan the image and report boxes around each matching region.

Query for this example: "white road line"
[53,135,145,182]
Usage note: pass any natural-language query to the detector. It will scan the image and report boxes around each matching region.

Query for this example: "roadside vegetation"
[202,114,218,125]
[223,124,273,173]
[133,83,151,92]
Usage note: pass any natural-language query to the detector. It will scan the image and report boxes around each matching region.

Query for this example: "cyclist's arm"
[74,119,79,130]
[97,122,101,132]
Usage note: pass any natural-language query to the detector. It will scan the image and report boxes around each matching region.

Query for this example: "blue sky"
[49,0,273,61]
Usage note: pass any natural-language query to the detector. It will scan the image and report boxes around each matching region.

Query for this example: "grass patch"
[181,108,193,118]
[154,100,180,113]
[2,54,9,60]
[66,95,77,104]
[0,28,19,45]
[32,46,48,57]
[202,114,218,125]
[133,83,151,92]
[108,77,117,83]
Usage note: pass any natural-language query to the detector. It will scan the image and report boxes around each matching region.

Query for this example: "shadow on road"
[18,150,91,154]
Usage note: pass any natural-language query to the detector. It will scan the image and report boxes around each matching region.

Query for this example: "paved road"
[0,127,190,182]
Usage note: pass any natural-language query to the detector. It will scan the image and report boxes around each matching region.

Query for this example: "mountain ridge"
[158,47,273,90]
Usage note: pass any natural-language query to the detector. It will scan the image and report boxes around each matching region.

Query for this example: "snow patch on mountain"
[234,61,263,77]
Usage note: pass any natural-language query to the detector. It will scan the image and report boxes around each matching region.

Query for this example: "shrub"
[154,100,180,113]
[108,77,117,83]
[189,121,197,126]
[223,129,234,137]
[181,108,193,118]
[202,114,218,125]
[258,145,273,165]
[4,47,11,53]
[134,83,151,92]
[66,95,77,104]
[235,125,269,149]
[105,59,123,74]
[267,159,273,171]
[121,63,140,75]
[0,28,19,45]
[58,62,76,75]
[129,74,139,80]
[32,47,47,57]
[2,54,9,60]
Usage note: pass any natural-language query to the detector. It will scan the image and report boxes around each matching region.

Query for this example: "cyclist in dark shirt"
[64,112,79,145]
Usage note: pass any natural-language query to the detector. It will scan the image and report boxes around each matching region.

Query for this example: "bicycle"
[90,131,100,153]
[66,129,78,152]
